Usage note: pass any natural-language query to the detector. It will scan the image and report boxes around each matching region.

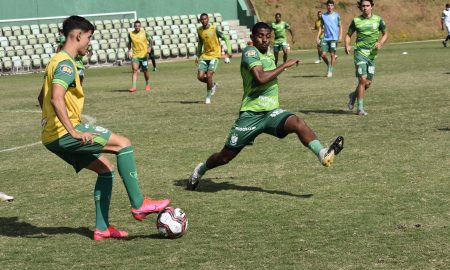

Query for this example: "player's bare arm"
[374,31,388,49]
[344,33,352,54]
[250,58,298,85]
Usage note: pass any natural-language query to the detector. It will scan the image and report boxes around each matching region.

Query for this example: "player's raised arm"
[217,30,232,57]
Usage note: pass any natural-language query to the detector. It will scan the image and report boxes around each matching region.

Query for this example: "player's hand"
[374,42,383,49]
[284,58,299,68]
[316,39,321,45]
[345,46,351,55]
[72,131,98,144]
[194,57,199,66]
[128,51,132,59]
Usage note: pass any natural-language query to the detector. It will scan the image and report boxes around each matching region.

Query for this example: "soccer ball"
[224,57,230,64]
[156,207,188,239]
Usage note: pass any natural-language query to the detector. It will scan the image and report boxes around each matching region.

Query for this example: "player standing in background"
[56,28,88,85]
[187,22,344,191]
[317,0,342,77]
[38,16,170,240]
[345,0,387,116]
[312,10,324,64]
[441,3,450,47]
[271,13,295,66]
[196,13,232,104]
[147,35,157,71]
[128,20,151,92]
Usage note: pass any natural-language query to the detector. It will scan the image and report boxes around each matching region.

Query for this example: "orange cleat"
[131,197,170,221]
[93,225,129,241]
[129,86,137,92]
[145,85,151,91]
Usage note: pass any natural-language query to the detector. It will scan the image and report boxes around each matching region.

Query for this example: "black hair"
[326,0,335,5]
[62,15,95,37]
[275,13,281,17]
[252,22,271,35]
[200,13,208,18]
[134,20,141,26]
[358,0,374,8]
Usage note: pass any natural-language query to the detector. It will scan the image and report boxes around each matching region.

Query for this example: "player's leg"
[273,44,280,66]
[129,60,139,92]
[315,44,322,64]
[320,41,330,74]
[150,52,157,71]
[282,46,288,64]
[143,70,150,91]
[141,58,150,91]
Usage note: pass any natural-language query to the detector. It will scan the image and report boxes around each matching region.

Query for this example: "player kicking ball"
[187,22,344,191]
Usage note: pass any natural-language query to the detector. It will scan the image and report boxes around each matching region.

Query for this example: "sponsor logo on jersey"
[270,108,286,117]
[60,64,73,76]
[235,126,256,132]
[230,133,238,146]
[372,23,379,30]
[245,50,257,57]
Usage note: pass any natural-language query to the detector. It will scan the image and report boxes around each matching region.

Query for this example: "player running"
[312,10,324,64]
[271,13,295,66]
[345,0,388,116]
[317,0,342,77]
[187,22,344,191]
[441,3,450,47]
[195,13,232,104]
[128,20,152,92]
[38,16,170,241]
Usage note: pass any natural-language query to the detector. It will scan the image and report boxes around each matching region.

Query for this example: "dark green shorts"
[321,40,337,53]
[44,123,112,173]
[198,58,219,72]
[132,57,149,72]
[224,109,294,152]
[354,52,376,81]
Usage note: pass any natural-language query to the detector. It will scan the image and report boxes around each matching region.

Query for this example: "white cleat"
[205,97,211,104]
[327,71,333,78]
[318,136,344,167]
[211,82,218,95]
[0,192,14,202]
[314,59,321,64]
[357,110,368,116]
[187,163,204,191]
[347,92,356,110]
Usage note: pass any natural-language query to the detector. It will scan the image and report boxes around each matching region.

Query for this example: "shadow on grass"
[174,178,313,198]
[298,109,354,115]
[291,75,323,78]
[0,217,91,238]
[437,127,450,131]
[160,101,203,104]
[107,89,132,92]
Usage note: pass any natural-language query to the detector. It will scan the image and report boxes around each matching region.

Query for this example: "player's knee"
[365,81,372,89]
[206,72,214,80]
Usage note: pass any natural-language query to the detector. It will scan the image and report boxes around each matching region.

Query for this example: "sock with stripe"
[94,172,114,231]
[117,146,144,209]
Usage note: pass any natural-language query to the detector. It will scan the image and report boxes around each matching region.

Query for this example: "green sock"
[145,80,149,86]
[308,140,323,157]
[206,90,212,98]
[132,81,137,87]
[94,172,114,231]
[198,162,208,175]
[117,146,144,209]
[357,99,364,111]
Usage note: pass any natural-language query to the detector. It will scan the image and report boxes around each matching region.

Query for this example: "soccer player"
[37,16,170,241]
[128,20,152,92]
[56,28,88,85]
[187,22,344,191]
[441,3,450,47]
[271,13,295,66]
[317,0,342,77]
[195,13,232,104]
[148,36,157,71]
[345,0,388,116]
[312,10,324,64]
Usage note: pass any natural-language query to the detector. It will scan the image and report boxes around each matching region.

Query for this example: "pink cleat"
[145,85,151,91]
[129,86,137,92]
[131,197,170,221]
[93,225,129,241]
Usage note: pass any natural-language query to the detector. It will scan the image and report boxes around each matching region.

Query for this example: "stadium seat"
[155,17,164,26]
[8,36,18,46]
[179,34,188,44]
[169,44,178,57]
[214,13,223,23]
[112,19,121,29]
[106,49,116,62]
[0,47,5,58]
[101,29,111,40]
[214,22,222,31]
[0,36,9,47]
[108,39,118,49]
[238,39,247,51]
[154,26,163,36]
[186,43,196,57]
[49,24,59,34]
[117,48,126,61]
[45,33,56,44]
[31,54,41,69]
[120,19,131,29]
[2,57,12,71]
[40,24,49,34]
[30,24,40,35]
[90,40,99,51]
[43,43,53,54]
[145,27,155,37]
[33,44,44,55]
[118,39,127,49]
[152,46,161,58]
[21,25,31,35]
[94,21,104,30]
[188,24,197,34]
[153,36,162,46]
[14,46,25,57]
[187,33,197,43]
[5,46,15,57]
[24,45,34,56]
[2,26,12,37]
[180,25,189,35]
[160,45,170,58]
[170,34,180,45]
[41,54,50,67]
[93,31,102,40]
[110,29,119,39]
[146,17,156,27]
[21,55,31,71]
[180,15,189,25]
[103,20,113,30]
[172,15,181,25]
[119,29,129,39]
[17,35,28,46]
[178,44,187,57]
[138,18,147,27]
[99,39,109,50]
[170,25,180,35]
[230,40,239,53]
[26,34,37,45]
[97,50,107,63]
[188,14,198,24]
[36,34,46,44]
[12,56,22,72]
[162,26,171,35]
[12,26,21,36]
[89,53,98,64]
[162,35,171,45]
[163,16,173,26]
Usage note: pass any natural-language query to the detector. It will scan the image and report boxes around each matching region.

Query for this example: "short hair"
[134,20,141,26]
[358,0,374,8]
[326,0,335,5]
[447,3,450,8]
[275,13,281,17]
[62,15,95,37]
[200,13,208,18]
[252,22,271,35]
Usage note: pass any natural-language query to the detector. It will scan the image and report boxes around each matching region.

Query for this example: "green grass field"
[0,41,449,269]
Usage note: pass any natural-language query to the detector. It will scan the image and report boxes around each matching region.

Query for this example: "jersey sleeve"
[379,18,387,32]
[285,22,290,29]
[242,48,261,70]
[347,19,356,35]
[217,30,232,54]
[52,60,76,90]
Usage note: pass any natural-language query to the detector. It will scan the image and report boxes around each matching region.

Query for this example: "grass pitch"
[0,41,449,269]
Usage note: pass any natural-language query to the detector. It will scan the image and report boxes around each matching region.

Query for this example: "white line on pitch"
[0,141,42,153]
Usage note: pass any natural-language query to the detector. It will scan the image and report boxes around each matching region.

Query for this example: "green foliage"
[0,41,449,269]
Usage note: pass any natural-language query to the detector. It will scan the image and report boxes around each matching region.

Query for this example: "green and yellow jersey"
[271,21,290,44]
[347,15,387,60]
[196,24,231,59]
[129,30,150,58]
[41,51,83,144]
[240,46,279,112]
[315,19,324,39]
[57,35,85,71]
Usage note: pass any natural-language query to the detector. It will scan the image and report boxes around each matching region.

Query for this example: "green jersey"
[347,14,386,60]
[240,46,279,112]
[57,35,84,70]
[271,21,290,44]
